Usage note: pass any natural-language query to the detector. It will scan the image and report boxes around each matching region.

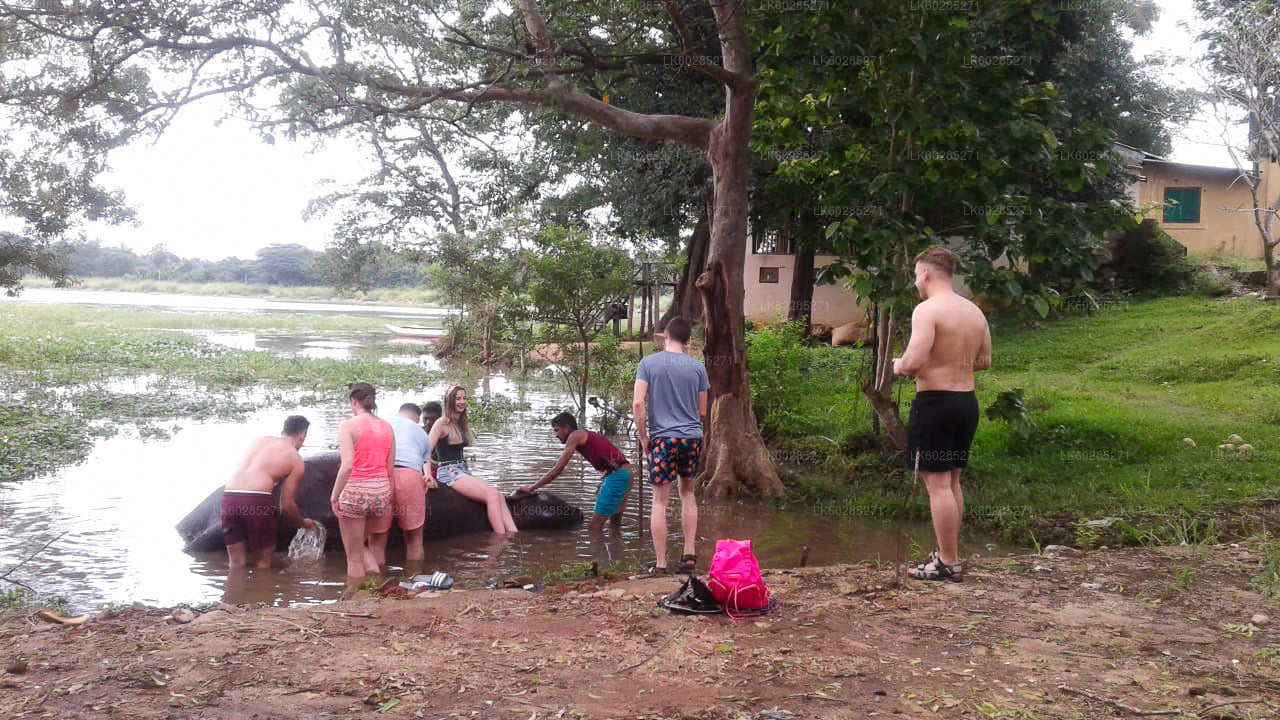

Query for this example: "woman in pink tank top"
[330,382,396,584]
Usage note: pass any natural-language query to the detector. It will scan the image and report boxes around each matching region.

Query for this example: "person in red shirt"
[329,382,395,583]
[518,412,631,531]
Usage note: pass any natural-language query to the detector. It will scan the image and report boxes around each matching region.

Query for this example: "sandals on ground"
[678,554,697,575]
[908,555,964,583]
[638,563,671,577]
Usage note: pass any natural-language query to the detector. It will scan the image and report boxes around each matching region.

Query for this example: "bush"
[1101,219,1202,295]
[746,322,868,440]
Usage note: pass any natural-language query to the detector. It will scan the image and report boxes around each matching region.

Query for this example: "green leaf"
[1031,297,1049,318]
[825,221,840,239]
[868,174,888,193]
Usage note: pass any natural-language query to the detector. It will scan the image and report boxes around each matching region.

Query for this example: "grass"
[23,275,439,305]
[1190,251,1269,275]
[0,304,444,484]
[760,295,1280,544]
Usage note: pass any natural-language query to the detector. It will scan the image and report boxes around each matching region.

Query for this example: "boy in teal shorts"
[517,412,632,531]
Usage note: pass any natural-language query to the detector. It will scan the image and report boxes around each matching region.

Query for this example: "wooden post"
[626,289,635,341]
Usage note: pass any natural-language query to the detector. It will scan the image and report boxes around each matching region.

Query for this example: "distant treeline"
[55,239,422,288]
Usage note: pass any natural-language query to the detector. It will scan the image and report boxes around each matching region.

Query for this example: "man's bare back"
[899,294,992,392]
[225,436,304,493]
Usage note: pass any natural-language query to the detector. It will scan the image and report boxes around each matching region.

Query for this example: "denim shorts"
[437,462,469,486]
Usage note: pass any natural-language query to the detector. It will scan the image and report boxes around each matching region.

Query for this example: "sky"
[77,0,1236,261]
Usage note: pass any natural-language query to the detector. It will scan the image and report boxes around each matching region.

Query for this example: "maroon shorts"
[221,490,278,553]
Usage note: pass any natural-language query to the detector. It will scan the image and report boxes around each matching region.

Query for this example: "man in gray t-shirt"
[633,316,709,576]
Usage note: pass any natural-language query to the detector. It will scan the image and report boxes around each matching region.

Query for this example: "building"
[1114,145,1277,260]
[743,146,1275,329]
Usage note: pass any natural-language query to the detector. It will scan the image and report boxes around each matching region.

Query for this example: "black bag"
[657,575,724,615]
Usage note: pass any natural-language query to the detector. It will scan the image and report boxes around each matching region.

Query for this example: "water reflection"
[7,288,447,318]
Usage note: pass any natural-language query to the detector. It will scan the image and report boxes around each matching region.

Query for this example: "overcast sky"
[81,0,1234,261]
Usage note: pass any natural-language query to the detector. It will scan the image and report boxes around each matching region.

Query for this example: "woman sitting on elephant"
[427,385,518,534]
[330,382,396,583]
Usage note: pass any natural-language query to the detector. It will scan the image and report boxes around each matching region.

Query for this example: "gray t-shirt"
[388,415,431,470]
[636,350,710,439]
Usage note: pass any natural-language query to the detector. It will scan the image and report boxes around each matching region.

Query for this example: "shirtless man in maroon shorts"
[222,415,317,569]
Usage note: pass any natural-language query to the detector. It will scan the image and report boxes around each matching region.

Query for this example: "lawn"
[753,295,1280,542]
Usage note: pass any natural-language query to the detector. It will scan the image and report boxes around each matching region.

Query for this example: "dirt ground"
[2,545,1278,719]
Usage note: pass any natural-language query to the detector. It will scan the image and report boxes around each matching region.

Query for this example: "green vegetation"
[23,275,437,305]
[755,295,1280,543]
[0,304,441,484]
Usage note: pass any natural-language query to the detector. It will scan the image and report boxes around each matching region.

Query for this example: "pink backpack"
[707,539,773,619]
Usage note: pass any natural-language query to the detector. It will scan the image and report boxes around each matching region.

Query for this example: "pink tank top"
[350,413,392,481]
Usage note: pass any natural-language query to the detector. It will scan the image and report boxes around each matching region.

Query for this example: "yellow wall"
[1138,161,1277,260]
[743,250,868,328]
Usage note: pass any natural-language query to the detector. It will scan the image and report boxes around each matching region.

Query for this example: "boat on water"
[385,323,447,340]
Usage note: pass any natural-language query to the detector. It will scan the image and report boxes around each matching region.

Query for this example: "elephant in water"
[176,452,584,552]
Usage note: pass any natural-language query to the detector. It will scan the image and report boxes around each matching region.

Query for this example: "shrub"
[1101,219,1202,295]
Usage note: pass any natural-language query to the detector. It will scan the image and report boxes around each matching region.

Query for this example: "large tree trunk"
[693,11,785,498]
[788,235,816,331]
[1265,240,1279,298]
[660,204,710,330]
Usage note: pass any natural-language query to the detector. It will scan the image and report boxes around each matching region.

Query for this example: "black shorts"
[906,391,979,473]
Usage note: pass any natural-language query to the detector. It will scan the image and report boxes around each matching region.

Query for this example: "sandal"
[678,554,697,575]
[405,571,455,591]
[908,557,963,583]
[638,564,670,577]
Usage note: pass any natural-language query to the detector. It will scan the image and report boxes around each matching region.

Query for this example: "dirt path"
[2,545,1278,719]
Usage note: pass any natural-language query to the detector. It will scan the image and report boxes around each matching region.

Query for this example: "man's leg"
[650,482,671,567]
[226,541,248,569]
[950,468,964,521]
[677,475,697,560]
[251,543,274,569]
[588,513,608,532]
[922,470,961,566]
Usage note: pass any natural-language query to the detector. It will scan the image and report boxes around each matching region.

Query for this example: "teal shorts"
[594,467,631,516]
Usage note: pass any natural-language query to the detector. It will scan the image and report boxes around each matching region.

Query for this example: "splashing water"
[288,525,326,564]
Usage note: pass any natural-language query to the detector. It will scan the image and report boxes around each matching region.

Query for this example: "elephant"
[176,452,583,552]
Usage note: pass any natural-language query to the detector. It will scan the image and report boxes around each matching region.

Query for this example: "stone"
[1251,613,1270,627]
[4,660,27,675]
[1042,545,1080,556]
[1080,583,1102,590]
[1181,438,1197,448]
[171,608,195,624]
[1219,444,1235,451]
[1084,518,1118,529]
[189,610,227,625]
[606,589,626,600]
[1226,434,1244,444]
[1237,444,1254,454]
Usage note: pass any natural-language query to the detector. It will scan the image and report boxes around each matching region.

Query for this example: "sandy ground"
[2,545,1278,719]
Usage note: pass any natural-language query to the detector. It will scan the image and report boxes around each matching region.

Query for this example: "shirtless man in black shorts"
[894,247,992,582]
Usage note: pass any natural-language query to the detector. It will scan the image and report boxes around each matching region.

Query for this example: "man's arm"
[973,322,993,371]
[280,457,315,529]
[633,378,649,453]
[697,390,709,428]
[894,303,936,376]
[521,430,584,493]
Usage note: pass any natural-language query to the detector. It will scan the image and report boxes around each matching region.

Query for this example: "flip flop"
[407,571,455,590]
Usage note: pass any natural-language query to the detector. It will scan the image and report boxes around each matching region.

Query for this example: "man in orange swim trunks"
[221,415,317,569]
[378,403,432,571]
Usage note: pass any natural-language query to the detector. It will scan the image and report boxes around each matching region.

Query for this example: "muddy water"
[1,314,961,613]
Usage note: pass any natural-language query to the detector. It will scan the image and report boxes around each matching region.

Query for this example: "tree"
[754,0,1136,449]
[143,244,181,281]
[253,243,321,286]
[525,225,633,415]
[426,219,532,367]
[0,0,784,497]
[0,233,69,295]
[1195,0,1280,296]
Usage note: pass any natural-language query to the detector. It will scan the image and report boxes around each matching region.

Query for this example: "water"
[9,287,446,319]
[0,292,962,612]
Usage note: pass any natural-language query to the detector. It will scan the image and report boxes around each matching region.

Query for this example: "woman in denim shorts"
[426,385,518,534]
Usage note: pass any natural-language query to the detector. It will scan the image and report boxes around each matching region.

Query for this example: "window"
[759,267,780,283]
[1163,187,1201,224]
[751,227,793,255]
